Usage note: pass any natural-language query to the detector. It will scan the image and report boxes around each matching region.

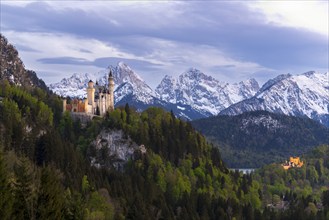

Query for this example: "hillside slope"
[192,111,329,168]
[0,34,48,91]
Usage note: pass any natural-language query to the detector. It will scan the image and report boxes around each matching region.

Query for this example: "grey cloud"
[37,56,163,71]
[15,44,41,52]
[2,1,328,85]
[79,49,92,54]
[37,57,91,65]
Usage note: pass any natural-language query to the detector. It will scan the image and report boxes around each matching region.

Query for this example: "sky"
[1,0,328,88]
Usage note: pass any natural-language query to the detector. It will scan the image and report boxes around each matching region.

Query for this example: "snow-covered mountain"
[49,62,159,110]
[49,72,96,98]
[219,71,329,126]
[110,62,158,106]
[155,68,260,116]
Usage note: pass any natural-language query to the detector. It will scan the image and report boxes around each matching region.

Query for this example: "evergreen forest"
[192,111,329,168]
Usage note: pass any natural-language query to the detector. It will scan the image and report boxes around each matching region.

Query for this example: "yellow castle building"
[282,157,303,170]
[63,70,115,116]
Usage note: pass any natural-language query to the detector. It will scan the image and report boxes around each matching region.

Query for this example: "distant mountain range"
[49,62,260,120]
[50,62,329,126]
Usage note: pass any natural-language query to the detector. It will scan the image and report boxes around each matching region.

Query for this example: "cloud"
[37,56,164,70]
[247,1,328,37]
[1,1,328,88]
[37,57,90,65]
[15,44,40,52]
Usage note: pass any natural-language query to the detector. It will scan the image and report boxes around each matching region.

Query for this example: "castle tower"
[86,80,95,113]
[63,98,67,113]
[108,70,115,111]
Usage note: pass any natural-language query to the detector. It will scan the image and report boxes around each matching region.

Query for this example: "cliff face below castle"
[88,129,146,170]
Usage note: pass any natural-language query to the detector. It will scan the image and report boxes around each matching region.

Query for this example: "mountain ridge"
[0,34,48,92]
[192,110,329,168]
[220,71,329,126]
[50,63,260,120]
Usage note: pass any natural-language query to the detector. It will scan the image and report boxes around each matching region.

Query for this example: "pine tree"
[0,149,14,220]
[12,157,37,220]
[125,103,130,124]
[36,166,65,220]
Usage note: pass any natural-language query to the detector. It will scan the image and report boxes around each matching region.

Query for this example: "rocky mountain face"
[0,34,48,91]
[89,129,146,170]
[49,72,95,98]
[219,71,329,127]
[109,62,162,109]
[155,68,260,117]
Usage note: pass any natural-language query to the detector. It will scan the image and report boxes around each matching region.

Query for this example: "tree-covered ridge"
[0,80,53,153]
[252,145,329,219]
[85,106,265,219]
[192,110,329,168]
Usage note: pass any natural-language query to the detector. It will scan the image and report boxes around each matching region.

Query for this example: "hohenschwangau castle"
[63,71,114,116]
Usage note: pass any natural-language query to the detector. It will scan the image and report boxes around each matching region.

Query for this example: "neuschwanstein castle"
[63,71,114,116]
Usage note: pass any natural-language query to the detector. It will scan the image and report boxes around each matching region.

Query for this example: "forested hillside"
[192,111,329,168]
[252,145,329,219]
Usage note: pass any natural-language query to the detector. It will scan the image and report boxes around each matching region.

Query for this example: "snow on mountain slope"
[155,68,260,116]
[220,71,329,126]
[110,62,157,105]
[49,62,157,106]
[49,72,97,98]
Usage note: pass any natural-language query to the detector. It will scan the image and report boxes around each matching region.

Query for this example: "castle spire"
[108,69,114,111]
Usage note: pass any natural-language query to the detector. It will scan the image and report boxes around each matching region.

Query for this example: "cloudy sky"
[1,0,328,88]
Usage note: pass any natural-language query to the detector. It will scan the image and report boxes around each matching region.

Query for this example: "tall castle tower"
[86,80,95,114]
[108,70,115,111]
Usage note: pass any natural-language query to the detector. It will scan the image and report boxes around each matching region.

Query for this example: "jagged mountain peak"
[257,73,292,95]
[220,71,329,127]
[109,62,144,84]
[239,78,259,87]
[180,68,217,82]
[301,70,316,77]
[156,68,260,116]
